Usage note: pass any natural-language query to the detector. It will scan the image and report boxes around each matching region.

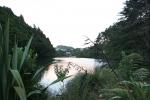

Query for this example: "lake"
[40,57,102,93]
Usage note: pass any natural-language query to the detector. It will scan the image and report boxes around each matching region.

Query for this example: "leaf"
[110,96,122,100]
[3,18,9,68]
[10,69,27,100]
[14,87,27,100]
[27,90,41,98]
[133,68,150,80]
[32,66,45,83]
[119,80,133,86]
[12,43,18,70]
[102,88,128,93]
[0,23,2,46]
[42,75,72,92]
[19,35,33,71]
[10,69,25,89]
[8,55,12,69]
[1,18,10,100]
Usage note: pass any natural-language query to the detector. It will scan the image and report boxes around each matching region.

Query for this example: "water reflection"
[40,57,102,93]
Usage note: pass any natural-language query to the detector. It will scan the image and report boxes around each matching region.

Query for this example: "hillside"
[55,45,96,58]
[56,45,74,51]
[0,6,55,65]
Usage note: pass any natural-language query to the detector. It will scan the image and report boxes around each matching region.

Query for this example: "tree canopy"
[0,6,55,65]
[96,0,150,65]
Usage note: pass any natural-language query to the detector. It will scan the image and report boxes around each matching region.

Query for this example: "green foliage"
[102,88,129,100]
[118,53,144,79]
[94,67,117,88]
[19,36,33,71]
[0,6,55,66]
[96,0,150,64]
[54,64,69,82]
[71,47,97,58]
[133,68,150,82]
[93,1,150,99]
[0,18,10,100]
[56,50,67,57]
[58,52,150,100]
[0,18,29,100]
[0,18,47,100]
[32,66,46,83]
[120,80,150,100]
[61,67,116,100]
[103,79,150,100]
[100,53,150,100]
[41,64,72,94]
[63,74,94,100]
[10,69,27,100]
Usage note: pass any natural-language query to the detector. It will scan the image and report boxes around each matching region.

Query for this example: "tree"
[96,0,150,65]
[0,6,55,66]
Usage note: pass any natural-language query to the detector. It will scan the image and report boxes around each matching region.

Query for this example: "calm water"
[40,57,102,93]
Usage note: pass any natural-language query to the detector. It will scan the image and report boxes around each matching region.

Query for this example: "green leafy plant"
[0,18,10,100]
[118,53,144,80]
[0,18,42,100]
[54,64,69,82]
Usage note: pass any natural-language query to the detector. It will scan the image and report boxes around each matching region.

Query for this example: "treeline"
[95,0,150,66]
[55,45,97,58]
[71,47,97,58]
[0,6,55,66]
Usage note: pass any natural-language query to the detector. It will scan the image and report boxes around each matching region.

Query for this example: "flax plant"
[0,18,34,100]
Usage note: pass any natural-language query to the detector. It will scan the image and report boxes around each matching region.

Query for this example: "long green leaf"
[19,35,33,71]
[2,18,9,100]
[10,69,25,89]
[0,23,2,46]
[12,43,18,70]
[14,87,27,100]
[102,88,128,94]
[3,18,9,63]
[27,90,41,98]
[42,75,72,92]
[0,24,2,93]
[32,66,45,82]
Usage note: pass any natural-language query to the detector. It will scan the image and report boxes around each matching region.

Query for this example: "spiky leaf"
[14,87,27,100]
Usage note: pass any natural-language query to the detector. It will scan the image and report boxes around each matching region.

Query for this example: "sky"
[0,0,126,48]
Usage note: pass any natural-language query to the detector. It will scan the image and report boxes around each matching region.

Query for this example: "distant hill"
[0,6,55,65]
[55,45,96,58]
[56,45,74,51]
[55,45,74,57]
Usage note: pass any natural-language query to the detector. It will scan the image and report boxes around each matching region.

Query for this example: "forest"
[0,0,150,100]
[0,6,55,66]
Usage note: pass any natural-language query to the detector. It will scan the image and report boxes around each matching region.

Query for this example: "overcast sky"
[0,0,125,48]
